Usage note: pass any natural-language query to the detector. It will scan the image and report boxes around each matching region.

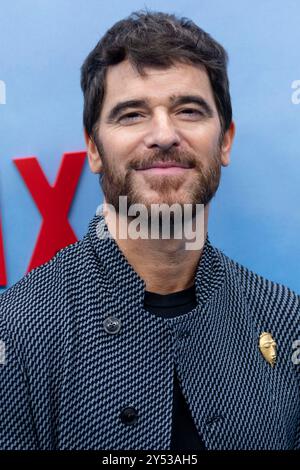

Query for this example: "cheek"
[188,126,221,152]
[103,133,140,164]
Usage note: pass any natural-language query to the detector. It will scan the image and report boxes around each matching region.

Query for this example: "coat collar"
[87,210,225,309]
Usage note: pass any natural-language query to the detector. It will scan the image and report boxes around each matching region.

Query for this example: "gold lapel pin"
[259,332,277,367]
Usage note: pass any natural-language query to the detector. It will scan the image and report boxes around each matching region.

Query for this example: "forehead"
[102,59,216,110]
[261,336,276,345]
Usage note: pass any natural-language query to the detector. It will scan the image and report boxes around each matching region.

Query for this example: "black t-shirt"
[144,285,206,451]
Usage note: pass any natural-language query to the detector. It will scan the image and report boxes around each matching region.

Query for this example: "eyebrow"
[105,94,214,122]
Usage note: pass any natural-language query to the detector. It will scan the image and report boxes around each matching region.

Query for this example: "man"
[0,10,299,450]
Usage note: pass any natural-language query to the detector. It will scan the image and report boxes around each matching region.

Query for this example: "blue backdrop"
[1,0,300,292]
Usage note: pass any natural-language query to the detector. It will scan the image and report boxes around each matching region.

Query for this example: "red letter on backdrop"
[0,217,7,286]
[14,151,86,273]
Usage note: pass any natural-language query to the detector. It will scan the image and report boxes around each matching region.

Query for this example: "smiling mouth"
[135,161,194,175]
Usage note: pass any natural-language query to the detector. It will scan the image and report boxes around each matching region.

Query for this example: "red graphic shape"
[0,217,7,286]
[14,151,86,272]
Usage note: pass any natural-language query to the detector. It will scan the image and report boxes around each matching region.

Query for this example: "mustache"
[128,149,197,171]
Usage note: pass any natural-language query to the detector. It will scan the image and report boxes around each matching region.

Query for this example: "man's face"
[86,59,234,214]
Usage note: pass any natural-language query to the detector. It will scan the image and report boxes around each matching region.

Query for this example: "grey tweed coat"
[0,213,299,450]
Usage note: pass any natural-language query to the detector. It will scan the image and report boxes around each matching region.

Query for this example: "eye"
[118,112,143,123]
[178,108,204,118]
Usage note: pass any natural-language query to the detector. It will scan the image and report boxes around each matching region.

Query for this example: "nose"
[143,111,181,151]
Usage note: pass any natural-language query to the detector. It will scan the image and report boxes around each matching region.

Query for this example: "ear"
[84,128,103,174]
[220,121,235,167]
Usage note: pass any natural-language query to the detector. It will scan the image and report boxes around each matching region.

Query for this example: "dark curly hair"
[81,9,232,139]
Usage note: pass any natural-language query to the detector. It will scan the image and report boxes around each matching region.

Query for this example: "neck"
[103,202,209,294]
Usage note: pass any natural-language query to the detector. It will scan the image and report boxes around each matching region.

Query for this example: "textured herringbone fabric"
[0,211,299,450]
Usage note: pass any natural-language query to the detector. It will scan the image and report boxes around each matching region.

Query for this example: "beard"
[94,137,222,220]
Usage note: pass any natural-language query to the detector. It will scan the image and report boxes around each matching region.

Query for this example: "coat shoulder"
[214,246,300,326]
[0,237,87,334]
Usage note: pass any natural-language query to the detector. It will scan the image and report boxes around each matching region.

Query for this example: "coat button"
[120,407,138,425]
[103,316,121,334]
